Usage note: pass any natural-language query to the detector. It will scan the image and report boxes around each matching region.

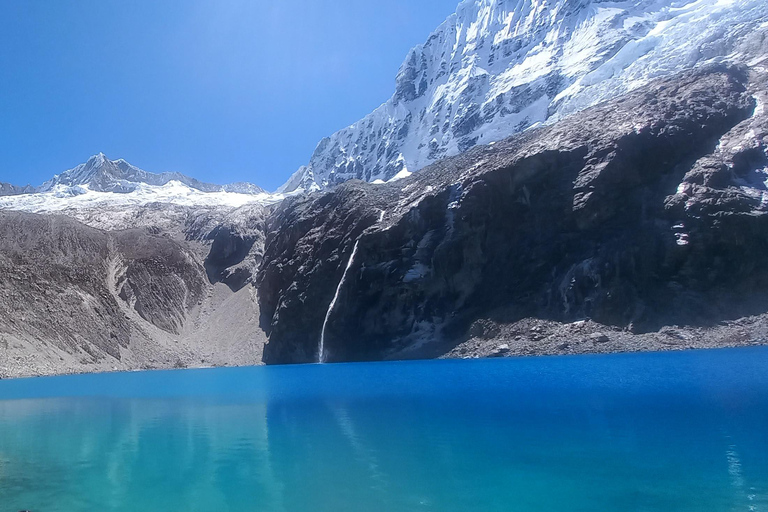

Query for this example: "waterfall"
[318,239,361,363]
[317,209,386,363]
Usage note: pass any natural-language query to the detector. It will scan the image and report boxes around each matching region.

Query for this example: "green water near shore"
[0,348,766,511]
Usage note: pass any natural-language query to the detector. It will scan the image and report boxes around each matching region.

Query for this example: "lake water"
[0,348,767,512]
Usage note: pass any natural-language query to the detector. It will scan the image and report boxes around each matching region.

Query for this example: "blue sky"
[0,0,460,191]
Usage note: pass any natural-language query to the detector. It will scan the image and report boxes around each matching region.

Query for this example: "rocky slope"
[0,151,281,378]
[0,209,269,378]
[257,61,768,364]
[281,0,768,193]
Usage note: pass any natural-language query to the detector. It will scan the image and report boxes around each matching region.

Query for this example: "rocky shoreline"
[2,321,765,379]
[439,315,768,361]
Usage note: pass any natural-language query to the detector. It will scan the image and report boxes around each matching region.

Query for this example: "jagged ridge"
[38,153,266,195]
[0,154,290,215]
[282,0,768,193]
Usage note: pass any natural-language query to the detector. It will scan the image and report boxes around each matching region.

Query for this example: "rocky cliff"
[258,62,768,363]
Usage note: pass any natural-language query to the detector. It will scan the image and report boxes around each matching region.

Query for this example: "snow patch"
[388,169,413,183]
[403,263,430,283]
[754,95,765,117]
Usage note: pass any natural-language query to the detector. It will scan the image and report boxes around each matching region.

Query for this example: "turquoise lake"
[0,348,767,511]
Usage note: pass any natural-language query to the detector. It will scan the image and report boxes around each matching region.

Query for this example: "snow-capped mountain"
[0,182,34,196]
[38,153,266,195]
[281,0,768,192]
[0,153,288,214]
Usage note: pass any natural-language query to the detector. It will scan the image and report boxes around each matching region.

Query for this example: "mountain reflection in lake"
[0,349,767,511]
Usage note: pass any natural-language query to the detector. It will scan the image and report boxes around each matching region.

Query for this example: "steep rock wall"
[259,66,768,363]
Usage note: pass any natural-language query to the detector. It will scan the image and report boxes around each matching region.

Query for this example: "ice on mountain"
[282,0,768,193]
[0,154,282,213]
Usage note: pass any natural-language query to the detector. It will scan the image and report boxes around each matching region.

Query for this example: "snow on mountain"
[281,0,768,192]
[38,153,267,195]
[0,182,34,197]
[0,154,288,214]
[0,181,285,214]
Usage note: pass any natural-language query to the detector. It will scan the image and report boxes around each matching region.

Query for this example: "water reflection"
[0,350,765,511]
[0,398,283,511]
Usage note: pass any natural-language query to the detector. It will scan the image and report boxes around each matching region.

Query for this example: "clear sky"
[0,0,460,191]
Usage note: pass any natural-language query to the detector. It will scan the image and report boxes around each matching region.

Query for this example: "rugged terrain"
[2,61,767,374]
[0,207,268,378]
[1,0,768,376]
[258,61,768,364]
[281,0,768,192]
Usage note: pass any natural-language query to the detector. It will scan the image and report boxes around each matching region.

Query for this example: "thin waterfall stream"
[318,210,385,363]
[318,240,361,363]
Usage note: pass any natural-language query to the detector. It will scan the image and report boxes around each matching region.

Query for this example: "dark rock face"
[203,205,267,291]
[258,65,768,364]
[257,186,389,363]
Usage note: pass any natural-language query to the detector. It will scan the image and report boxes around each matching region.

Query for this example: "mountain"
[2,0,768,376]
[38,153,267,195]
[0,182,34,197]
[281,0,768,193]
[260,62,768,363]
[0,154,287,221]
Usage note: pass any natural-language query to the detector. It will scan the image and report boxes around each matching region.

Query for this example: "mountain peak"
[0,154,285,212]
[36,154,268,196]
[282,0,768,193]
[84,152,108,168]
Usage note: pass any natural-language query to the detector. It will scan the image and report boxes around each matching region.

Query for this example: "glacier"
[280,0,768,193]
[0,180,283,214]
[0,153,288,214]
